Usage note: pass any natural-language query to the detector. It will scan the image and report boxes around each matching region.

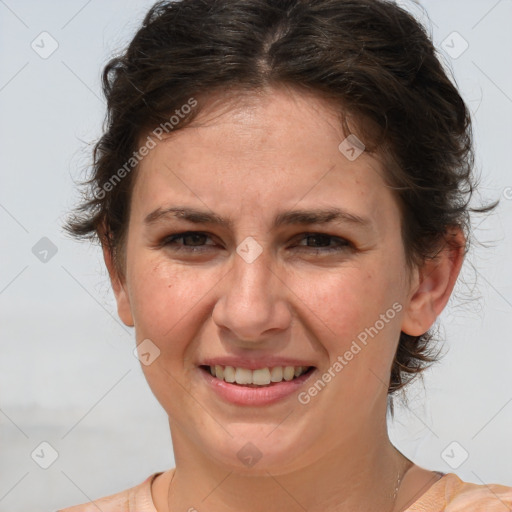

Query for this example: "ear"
[401,227,465,336]
[101,235,134,328]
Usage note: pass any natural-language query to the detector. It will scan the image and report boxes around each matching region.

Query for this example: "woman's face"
[111,87,422,473]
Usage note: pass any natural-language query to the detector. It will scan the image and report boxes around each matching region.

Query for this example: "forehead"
[131,87,396,227]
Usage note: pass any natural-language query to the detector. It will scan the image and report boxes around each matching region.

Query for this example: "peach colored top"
[58,470,512,512]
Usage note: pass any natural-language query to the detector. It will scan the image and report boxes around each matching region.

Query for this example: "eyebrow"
[144,206,373,231]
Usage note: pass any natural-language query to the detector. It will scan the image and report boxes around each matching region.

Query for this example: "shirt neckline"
[142,469,449,511]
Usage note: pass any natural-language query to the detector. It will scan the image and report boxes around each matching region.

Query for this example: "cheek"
[127,252,228,356]
[127,257,218,405]
[295,265,396,336]
[128,257,198,338]
[295,260,404,386]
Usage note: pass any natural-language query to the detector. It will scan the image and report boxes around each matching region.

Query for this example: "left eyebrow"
[272,207,373,230]
[144,206,373,231]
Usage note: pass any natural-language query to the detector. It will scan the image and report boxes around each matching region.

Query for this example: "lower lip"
[198,366,316,406]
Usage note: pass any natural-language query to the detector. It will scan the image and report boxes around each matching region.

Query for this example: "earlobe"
[101,240,134,328]
[401,228,465,336]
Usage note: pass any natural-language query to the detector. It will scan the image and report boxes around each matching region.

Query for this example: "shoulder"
[408,473,512,511]
[57,472,162,512]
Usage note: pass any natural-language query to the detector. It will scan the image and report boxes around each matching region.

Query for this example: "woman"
[60,0,512,510]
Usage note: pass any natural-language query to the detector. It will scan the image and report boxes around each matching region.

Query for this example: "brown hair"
[65,0,497,398]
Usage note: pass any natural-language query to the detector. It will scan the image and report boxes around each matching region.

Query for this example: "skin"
[104,85,465,512]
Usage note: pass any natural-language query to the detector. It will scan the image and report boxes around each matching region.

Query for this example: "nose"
[211,244,293,345]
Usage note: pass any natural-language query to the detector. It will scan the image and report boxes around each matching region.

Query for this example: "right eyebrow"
[144,205,374,232]
[144,206,234,230]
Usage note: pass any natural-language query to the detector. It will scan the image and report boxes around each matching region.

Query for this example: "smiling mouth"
[199,365,315,387]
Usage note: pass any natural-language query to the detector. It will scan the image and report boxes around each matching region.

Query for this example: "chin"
[196,426,313,476]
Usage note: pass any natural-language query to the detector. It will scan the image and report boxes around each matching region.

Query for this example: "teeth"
[283,366,295,381]
[235,367,252,385]
[207,365,310,386]
[252,368,271,385]
[223,366,235,383]
[270,366,283,382]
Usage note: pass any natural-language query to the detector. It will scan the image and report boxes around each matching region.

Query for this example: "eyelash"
[160,231,352,254]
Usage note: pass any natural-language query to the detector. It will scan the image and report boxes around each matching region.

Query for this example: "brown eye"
[162,231,216,252]
[294,233,352,253]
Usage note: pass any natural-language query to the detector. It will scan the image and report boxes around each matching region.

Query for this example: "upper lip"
[198,357,316,371]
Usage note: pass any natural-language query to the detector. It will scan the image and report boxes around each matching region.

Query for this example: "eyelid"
[294,232,351,245]
[160,230,353,253]
[160,231,218,249]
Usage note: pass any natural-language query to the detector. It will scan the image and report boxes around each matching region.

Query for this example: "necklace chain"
[166,460,410,511]
[391,459,411,512]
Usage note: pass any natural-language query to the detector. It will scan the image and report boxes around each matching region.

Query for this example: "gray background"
[0,1,511,510]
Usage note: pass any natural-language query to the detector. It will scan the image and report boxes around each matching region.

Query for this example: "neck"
[162,420,410,512]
